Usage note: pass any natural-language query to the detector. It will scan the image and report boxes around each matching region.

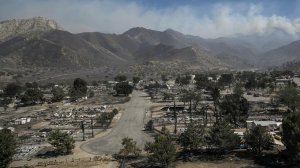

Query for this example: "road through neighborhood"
[81,90,152,154]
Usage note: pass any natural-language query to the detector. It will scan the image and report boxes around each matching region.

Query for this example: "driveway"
[81,90,152,154]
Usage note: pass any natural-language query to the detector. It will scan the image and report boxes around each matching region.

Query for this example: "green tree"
[73,78,87,95]
[25,82,38,89]
[48,130,75,155]
[282,112,300,158]
[132,76,140,86]
[97,111,118,128]
[145,120,154,131]
[97,113,110,128]
[3,83,22,98]
[161,74,168,82]
[257,78,267,89]
[25,82,33,88]
[0,98,11,111]
[278,87,300,112]
[207,121,240,153]
[233,84,244,97]
[236,71,255,83]
[244,75,257,90]
[91,80,98,86]
[220,94,249,128]
[178,122,206,151]
[209,87,221,122]
[194,74,209,89]
[175,75,191,85]
[70,78,87,100]
[218,74,234,88]
[88,90,95,98]
[114,82,133,96]
[119,137,141,158]
[245,125,273,154]
[145,134,176,168]
[0,129,17,168]
[161,126,170,135]
[112,108,119,114]
[115,75,127,82]
[21,88,44,105]
[51,87,65,102]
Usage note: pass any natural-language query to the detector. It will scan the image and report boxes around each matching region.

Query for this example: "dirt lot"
[40,161,117,168]
[10,132,119,168]
[9,106,123,168]
[176,159,263,168]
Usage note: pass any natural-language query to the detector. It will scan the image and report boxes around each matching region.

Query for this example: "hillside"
[0,16,62,42]
[260,40,300,67]
[78,28,232,69]
[0,30,127,70]
[133,43,226,68]
[124,27,256,68]
[2,17,300,74]
[123,27,188,49]
[77,32,140,60]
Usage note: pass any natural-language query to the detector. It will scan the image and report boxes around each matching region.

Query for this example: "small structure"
[247,120,282,132]
[7,127,15,132]
[293,77,300,88]
[233,128,247,137]
[275,78,292,88]
[166,80,176,89]
[15,117,31,125]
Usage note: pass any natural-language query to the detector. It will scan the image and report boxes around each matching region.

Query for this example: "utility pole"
[81,121,85,141]
[189,98,192,123]
[173,97,177,134]
[91,119,94,138]
[205,105,208,127]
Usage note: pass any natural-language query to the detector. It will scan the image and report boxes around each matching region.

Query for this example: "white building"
[14,117,31,125]
[247,120,282,132]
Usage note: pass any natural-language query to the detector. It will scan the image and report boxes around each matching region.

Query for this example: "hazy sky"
[1,0,300,38]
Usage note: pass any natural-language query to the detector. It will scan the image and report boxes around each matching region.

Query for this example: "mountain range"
[1,17,300,73]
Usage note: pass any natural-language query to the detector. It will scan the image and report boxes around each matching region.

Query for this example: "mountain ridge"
[259,40,300,67]
[1,17,300,73]
[0,16,62,42]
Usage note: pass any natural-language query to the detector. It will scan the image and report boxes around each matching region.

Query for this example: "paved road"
[81,90,152,154]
